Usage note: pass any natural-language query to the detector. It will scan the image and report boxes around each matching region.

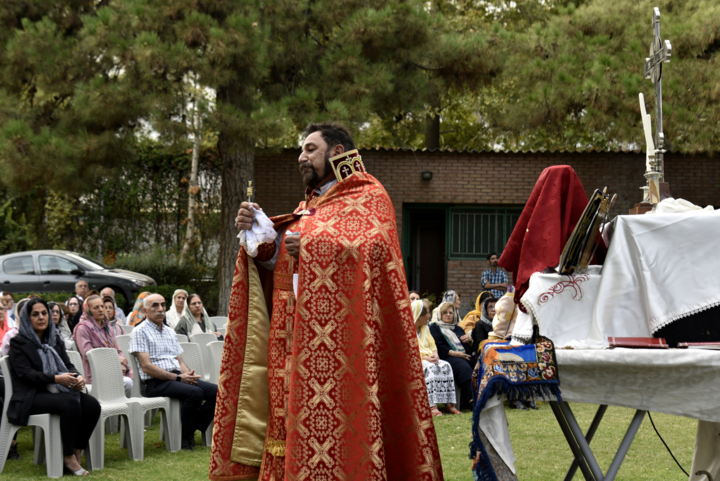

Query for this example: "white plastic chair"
[178,342,205,379]
[0,356,64,478]
[189,333,216,382]
[207,341,224,385]
[176,333,188,343]
[85,349,141,470]
[177,342,213,446]
[121,324,134,334]
[127,353,182,452]
[65,350,90,394]
[217,327,226,337]
[68,340,77,351]
[116,335,131,362]
[209,316,227,326]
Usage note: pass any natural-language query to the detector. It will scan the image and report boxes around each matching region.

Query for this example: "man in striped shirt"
[129,293,217,451]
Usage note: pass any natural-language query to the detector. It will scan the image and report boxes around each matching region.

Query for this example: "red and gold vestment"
[209,173,443,481]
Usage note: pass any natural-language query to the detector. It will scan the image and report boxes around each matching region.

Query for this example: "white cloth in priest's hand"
[597,210,720,336]
[518,266,603,348]
[651,197,714,214]
[237,207,277,257]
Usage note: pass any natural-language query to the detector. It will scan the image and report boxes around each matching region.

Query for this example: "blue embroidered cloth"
[470,337,561,481]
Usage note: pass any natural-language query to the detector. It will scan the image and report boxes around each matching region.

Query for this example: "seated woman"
[102,296,125,337]
[127,292,149,327]
[413,299,458,416]
[174,294,222,339]
[470,297,497,349]
[459,291,493,334]
[429,301,476,410]
[66,295,82,333]
[73,295,134,397]
[165,289,188,329]
[49,302,74,351]
[8,299,100,475]
[432,290,463,325]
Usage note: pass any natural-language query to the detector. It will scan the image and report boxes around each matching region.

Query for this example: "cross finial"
[246,181,254,203]
[642,7,672,181]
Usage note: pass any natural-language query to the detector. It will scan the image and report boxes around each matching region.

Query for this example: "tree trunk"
[216,83,254,316]
[180,106,201,264]
[425,97,441,150]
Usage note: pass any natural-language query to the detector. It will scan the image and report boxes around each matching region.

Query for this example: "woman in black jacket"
[429,302,477,411]
[8,298,100,476]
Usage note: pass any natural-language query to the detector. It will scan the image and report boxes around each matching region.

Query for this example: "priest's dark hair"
[304,122,355,153]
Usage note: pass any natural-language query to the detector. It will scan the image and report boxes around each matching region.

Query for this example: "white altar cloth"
[597,210,720,335]
[517,210,720,348]
[555,348,720,422]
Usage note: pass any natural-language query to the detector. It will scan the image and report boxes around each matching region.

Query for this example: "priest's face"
[299,131,334,189]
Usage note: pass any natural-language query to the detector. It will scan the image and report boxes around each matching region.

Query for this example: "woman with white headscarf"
[429,301,476,411]
[413,299,457,417]
[174,293,222,339]
[431,290,462,325]
[165,289,188,329]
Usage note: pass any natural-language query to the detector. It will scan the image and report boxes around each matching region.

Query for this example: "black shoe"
[8,444,22,460]
[511,400,528,410]
[181,439,194,451]
[527,400,539,410]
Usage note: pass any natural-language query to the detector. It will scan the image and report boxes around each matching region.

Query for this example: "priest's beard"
[299,150,332,190]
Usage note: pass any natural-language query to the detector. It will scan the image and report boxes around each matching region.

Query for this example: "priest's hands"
[236,202,261,231]
[285,234,300,260]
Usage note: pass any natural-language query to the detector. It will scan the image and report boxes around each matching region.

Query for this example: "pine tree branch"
[410,61,445,71]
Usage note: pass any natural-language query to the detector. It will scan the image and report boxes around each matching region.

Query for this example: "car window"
[64,253,105,271]
[3,256,36,275]
[39,255,79,275]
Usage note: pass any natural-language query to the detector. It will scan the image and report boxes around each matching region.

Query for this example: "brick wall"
[255,148,719,298]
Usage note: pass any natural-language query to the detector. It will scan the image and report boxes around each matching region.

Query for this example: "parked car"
[0,250,156,308]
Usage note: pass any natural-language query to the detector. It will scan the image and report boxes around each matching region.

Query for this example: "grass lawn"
[434,402,697,481]
[3,402,697,480]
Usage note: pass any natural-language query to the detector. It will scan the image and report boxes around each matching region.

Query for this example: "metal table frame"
[549,401,647,481]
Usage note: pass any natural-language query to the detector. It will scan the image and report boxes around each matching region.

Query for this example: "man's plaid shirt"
[129,320,184,381]
[481,268,509,299]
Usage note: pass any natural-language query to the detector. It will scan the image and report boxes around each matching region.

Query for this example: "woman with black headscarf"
[8,298,100,475]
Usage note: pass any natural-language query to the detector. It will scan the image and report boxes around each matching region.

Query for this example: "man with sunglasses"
[129,293,217,451]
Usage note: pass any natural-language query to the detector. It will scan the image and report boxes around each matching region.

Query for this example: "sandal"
[430,407,443,417]
[445,405,461,415]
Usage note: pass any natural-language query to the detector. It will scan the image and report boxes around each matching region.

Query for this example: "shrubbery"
[112,248,220,315]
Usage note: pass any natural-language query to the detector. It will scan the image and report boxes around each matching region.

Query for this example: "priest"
[209,123,443,481]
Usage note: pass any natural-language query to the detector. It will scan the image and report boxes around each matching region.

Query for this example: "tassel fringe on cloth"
[470,337,562,481]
